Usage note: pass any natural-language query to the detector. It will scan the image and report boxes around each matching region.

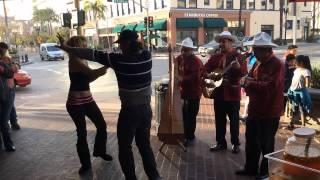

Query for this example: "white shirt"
[290,68,311,91]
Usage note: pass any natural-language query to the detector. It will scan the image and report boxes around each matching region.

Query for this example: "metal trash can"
[154,78,169,132]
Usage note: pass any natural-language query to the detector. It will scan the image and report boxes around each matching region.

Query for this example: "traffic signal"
[62,13,72,28]
[78,10,86,26]
[144,17,148,28]
[148,16,153,28]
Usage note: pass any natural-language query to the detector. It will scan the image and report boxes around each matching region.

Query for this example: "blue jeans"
[0,89,15,148]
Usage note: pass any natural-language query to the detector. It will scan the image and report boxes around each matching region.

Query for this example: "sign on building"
[113,0,128,3]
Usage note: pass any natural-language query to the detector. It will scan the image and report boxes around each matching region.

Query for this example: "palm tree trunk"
[2,0,9,43]
[95,20,99,47]
[280,0,284,44]
[312,0,316,39]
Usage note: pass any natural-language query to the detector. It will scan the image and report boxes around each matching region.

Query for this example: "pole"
[146,0,150,51]
[2,0,9,43]
[280,0,284,45]
[312,0,316,39]
[293,1,297,45]
[285,9,288,45]
[75,0,82,35]
[238,0,242,35]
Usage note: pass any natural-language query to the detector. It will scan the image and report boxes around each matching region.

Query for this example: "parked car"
[198,36,246,57]
[40,43,65,61]
[14,69,31,87]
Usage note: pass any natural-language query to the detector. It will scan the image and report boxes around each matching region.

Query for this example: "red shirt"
[245,55,285,119]
[204,50,247,101]
[176,54,203,99]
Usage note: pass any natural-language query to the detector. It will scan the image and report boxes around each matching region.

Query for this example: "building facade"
[106,0,281,48]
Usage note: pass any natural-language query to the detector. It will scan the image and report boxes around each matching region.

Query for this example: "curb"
[20,61,33,66]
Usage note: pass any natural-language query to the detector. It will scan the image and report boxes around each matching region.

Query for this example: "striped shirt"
[67,47,152,106]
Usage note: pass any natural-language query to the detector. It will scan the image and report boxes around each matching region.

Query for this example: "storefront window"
[261,0,267,10]
[216,0,224,9]
[241,0,247,9]
[176,30,198,46]
[248,0,255,9]
[178,0,186,8]
[205,29,222,43]
[227,20,245,36]
[226,0,233,9]
[268,0,274,10]
[261,25,274,39]
[204,0,210,6]
[189,0,197,8]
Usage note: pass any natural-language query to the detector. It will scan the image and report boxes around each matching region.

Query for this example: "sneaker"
[231,145,240,154]
[209,144,227,152]
[78,165,91,175]
[93,153,113,161]
[235,169,257,176]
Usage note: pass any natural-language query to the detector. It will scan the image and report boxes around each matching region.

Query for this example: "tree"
[33,7,59,35]
[84,0,107,47]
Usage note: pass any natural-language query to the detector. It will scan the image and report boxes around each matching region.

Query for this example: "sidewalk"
[0,96,296,180]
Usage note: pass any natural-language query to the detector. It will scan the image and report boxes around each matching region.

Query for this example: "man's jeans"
[117,104,160,180]
[0,89,15,148]
[10,89,18,124]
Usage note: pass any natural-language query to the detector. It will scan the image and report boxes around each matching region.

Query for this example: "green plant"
[311,67,320,89]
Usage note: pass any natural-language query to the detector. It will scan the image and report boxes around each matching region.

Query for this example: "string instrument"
[203,56,239,99]
[157,44,185,152]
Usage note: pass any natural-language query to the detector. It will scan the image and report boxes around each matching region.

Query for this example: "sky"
[0,0,67,20]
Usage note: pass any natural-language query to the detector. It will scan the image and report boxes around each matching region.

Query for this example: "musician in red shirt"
[176,37,203,146]
[235,32,284,180]
[203,31,247,153]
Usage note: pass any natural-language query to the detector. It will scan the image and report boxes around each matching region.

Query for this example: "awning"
[176,18,202,28]
[150,19,167,30]
[135,22,145,31]
[203,18,227,28]
[112,24,125,33]
[123,24,137,30]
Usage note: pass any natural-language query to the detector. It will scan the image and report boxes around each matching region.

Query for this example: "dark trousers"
[117,104,159,180]
[214,100,240,146]
[66,101,107,168]
[0,89,15,148]
[10,88,17,124]
[244,117,279,176]
[182,99,200,140]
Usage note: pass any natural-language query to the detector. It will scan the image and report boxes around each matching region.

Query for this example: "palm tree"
[33,8,59,36]
[2,0,9,42]
[84,0,107,47]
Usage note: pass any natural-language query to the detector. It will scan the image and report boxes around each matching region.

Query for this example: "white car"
[39,43,65,61]
[198,40,220,57]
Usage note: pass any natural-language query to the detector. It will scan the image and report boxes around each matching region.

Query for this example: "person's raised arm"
[56,33,110,66]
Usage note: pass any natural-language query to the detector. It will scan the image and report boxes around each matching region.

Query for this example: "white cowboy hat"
[248,32,278,48]
[176,37,197,49]
[215,31,236,42]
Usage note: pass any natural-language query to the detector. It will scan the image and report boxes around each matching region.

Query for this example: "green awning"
[150,19,167,30]
[135,22,145,31]
[176,18,202,28]
[203,18,227,28]
[112,24,125,33]
[123,24,137,30]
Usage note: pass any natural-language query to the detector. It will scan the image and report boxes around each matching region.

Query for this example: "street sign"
[114,0,128,3]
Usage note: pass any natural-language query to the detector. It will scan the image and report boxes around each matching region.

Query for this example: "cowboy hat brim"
[248,40,278,48]
[215,35,236,42]
[176,43,197,49]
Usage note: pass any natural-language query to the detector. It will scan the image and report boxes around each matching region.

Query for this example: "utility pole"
[280,0,284,45]
[2,0,9,43]
[238,0,242,36]
[293,1,297,45]
[75,0,82,35]
[312,0,316,39]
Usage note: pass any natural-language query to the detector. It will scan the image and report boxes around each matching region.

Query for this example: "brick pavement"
[0,97,293,180]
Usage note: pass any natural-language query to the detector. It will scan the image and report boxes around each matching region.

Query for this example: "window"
[226,0,233,9]
[116,3,119,16]
[121,3,125,15]
[268,0,274,10]
[248,0,255,9]
[216,0,224,9]
[204,0,210,6]
[176,30,198,46]
[286,20,293,30]
[110,5,114,17]
[241,0,247,9]
[189,0,197,8]
[133,0,136,13]
[304,1,307,7]
[127,1,131,14]
[162,0,165,8]
[297,20,300,30]
[154,0,157,9]
[227,20,245,36]
[261,0,267,10]
[178,0,186,8]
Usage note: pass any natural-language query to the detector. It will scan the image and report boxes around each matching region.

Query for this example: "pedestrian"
[235,32,284,180]
[57,30,161,180]
[0,42,16,152]
[63,36,112,175]
[283,54,296,123]
[0,42,21,130]
[283,44,298,60]
[175,37,203,147]
[287,55,312,129]
[203,31,247,154]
